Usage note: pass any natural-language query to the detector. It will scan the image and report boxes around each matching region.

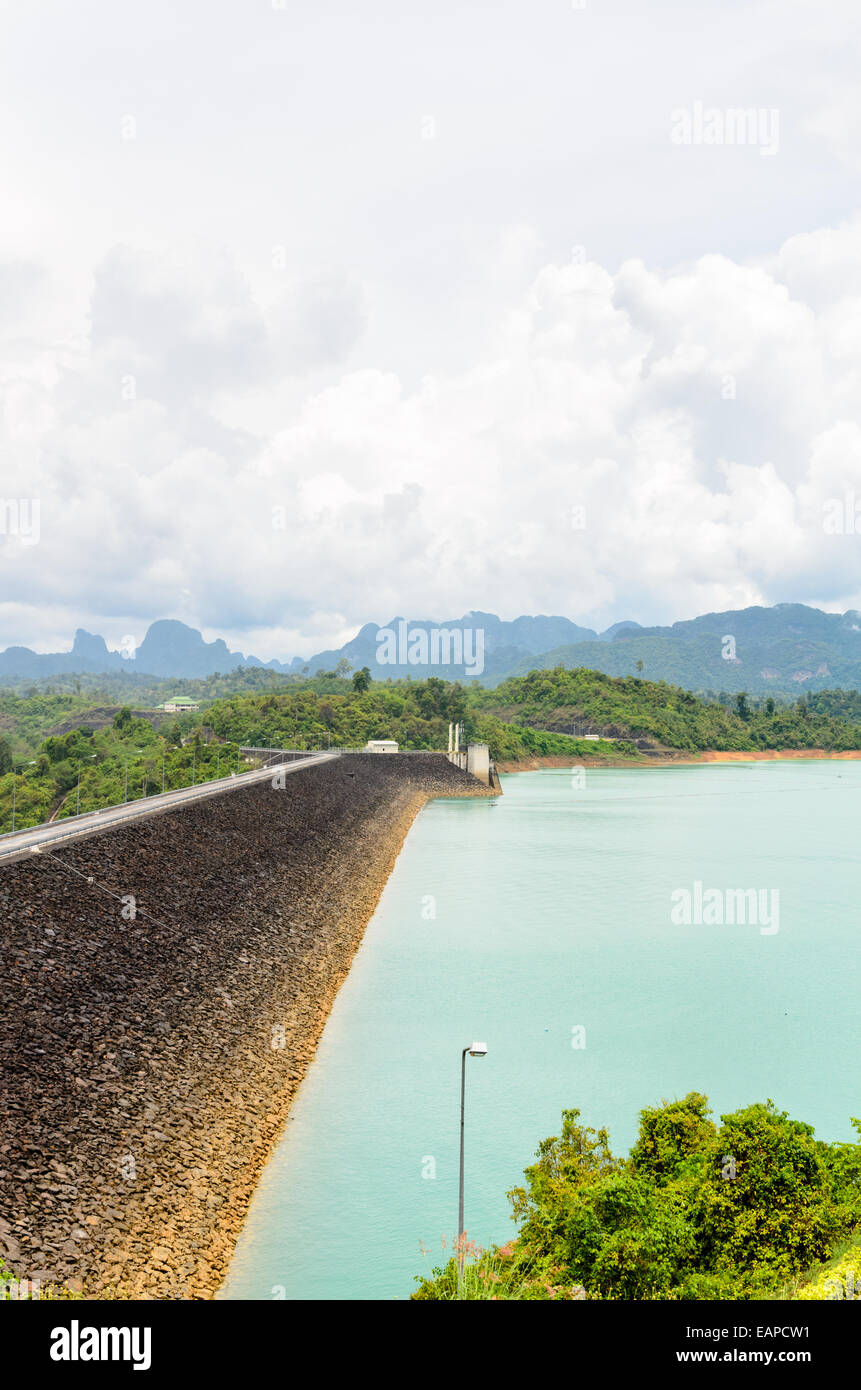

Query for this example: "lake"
[219,761,861,1300]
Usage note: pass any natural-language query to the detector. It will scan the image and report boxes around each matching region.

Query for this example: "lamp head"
[469,1042,488,1056]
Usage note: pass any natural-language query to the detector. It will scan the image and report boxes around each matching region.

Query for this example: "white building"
[364,739,399,753]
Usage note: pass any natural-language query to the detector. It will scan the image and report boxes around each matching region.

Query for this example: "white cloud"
[2,1,861,658]
[2,218,861,657]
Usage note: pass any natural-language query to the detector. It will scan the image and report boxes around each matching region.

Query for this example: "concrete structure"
[364,739,399,753]
[466,742,490,785]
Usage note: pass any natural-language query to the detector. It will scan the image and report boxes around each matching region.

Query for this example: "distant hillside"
[509,604,861,696]
[0,613,596,683]
[0,680,633,833]
[475,665,861,752]
[290,611,598,683]
[5,667,861,833]
[4,603,861,695]
[0,620,292,681]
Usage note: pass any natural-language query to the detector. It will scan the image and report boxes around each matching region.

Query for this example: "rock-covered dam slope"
[0,754,493,1299]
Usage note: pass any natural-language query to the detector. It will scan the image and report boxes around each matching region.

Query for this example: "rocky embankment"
[0,754,492,1299]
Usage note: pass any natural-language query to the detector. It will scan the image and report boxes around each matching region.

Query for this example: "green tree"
[352,666,371,692]
[630,1092,715,1182]
[414,1092,861,1301]
[695,1102,842,1278]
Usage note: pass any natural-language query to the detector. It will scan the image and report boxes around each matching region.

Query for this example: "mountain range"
[3,605,861,695]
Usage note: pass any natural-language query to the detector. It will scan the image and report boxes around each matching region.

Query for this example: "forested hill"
[6,603,861,695]
[475,666,861,752]
[0,680,636,833]
[508,603,861,696]
[4,669,861,836]
[196,680,632,763]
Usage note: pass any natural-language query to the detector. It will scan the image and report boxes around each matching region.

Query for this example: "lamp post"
[123,748,143,803]
[11,760,37,832]
[458,1041,488,1293]
[76,754,97,816]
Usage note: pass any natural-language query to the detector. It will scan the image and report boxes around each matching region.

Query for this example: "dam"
[0,752,494,1298]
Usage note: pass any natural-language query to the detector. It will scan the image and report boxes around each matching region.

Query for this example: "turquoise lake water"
[219,762,861,1301]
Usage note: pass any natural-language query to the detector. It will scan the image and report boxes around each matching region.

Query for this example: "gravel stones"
[0,754,492,1299]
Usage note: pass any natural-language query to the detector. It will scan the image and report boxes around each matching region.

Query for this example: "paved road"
[0,753,339,866]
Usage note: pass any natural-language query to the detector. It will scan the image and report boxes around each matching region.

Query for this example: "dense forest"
[0,679,627,833]
[476,666,861,751]
[195,675,632,762]
[4,663,861,832]
[0,664,304,706]
[412,1093,861,1301]
[0,708,240,831]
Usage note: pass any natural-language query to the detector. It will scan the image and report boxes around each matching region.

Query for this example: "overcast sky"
[2,0,861,659]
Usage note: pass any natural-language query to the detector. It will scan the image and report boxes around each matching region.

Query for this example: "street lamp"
[123,748,143,803]
[11,760,37,833]
[76,754,97,815]
[162,745,179,793]
[458,1041,488,1293]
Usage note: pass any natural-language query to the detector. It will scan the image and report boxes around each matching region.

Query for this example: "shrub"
[414,1094,861,1301]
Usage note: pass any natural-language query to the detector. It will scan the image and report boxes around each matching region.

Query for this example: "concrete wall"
[467,742,490,784]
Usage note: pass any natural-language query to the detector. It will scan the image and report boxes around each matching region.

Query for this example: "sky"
[2,0,861,660]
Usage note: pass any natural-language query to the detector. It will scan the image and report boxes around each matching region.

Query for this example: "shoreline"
[496,748,861,772]
[0,755,493,1300]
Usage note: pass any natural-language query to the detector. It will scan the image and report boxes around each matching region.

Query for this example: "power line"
[37,849,173,933]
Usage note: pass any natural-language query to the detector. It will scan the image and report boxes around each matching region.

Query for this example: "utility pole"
[11,760,38,832]
[458,1042,488,1295]
[77,753,96,814]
